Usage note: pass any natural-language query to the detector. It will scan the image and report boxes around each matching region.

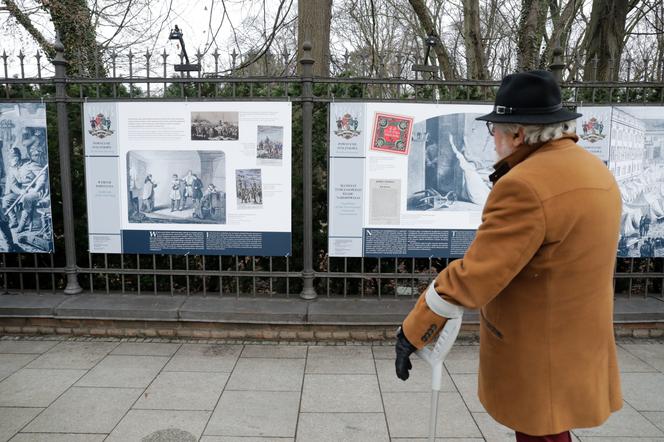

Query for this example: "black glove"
[395,326,417,381]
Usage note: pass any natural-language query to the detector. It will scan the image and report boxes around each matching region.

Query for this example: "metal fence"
[0,40,663,301]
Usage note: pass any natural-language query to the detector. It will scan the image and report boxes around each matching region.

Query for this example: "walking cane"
[415,315,462,442]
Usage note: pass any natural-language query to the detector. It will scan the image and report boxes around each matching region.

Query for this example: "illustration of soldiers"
[170,174,182,212]
[2,148,27,228]
[3,144,49,233]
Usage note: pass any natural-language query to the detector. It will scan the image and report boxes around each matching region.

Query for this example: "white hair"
[495,120,577,145]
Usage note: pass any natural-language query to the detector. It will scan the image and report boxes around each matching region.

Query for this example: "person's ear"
[512,127,525,146]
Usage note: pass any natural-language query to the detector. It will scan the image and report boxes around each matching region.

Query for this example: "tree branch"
[4,0,55,59]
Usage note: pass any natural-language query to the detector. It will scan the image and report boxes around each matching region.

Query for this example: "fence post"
[299,41,317,300]
[53,33,82,295]
[549,42,565,84]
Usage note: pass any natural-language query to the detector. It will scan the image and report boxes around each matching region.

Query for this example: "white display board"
[84,101,292,255]
[329,102,494,257]
[578,106,664,257]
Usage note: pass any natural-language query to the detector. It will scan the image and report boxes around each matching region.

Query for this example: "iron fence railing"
[0,38,663,300]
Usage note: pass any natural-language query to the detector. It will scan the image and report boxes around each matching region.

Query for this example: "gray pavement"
[0,336,662,442]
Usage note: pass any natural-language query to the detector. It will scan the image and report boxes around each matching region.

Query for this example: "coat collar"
[489,134,579,184]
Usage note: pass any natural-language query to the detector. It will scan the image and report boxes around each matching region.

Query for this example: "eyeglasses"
[486,121,495,137]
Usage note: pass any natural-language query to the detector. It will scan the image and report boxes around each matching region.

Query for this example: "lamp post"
[169,25,201,75]
[412,32,439,78]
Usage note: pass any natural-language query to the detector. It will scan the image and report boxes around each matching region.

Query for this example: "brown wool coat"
[402,135,623,435]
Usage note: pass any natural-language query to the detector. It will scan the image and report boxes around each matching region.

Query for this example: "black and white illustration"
[601,107,664,257]
[407,113,494,212]
[0,103,53,253]
[127,150,226,224]
[235,169,263,208]
[191,111,239,141]
[256,125,284,161]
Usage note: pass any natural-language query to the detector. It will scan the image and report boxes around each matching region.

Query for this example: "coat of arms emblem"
[334,113,361,139]
[88,113,114,138]
[580,117,605,143]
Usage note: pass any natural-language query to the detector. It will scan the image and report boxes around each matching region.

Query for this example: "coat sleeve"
[402,175,546,348]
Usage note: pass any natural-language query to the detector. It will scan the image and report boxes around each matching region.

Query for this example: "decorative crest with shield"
[88,113,114,139]
[334,112,361,139]
[580,117,606,143]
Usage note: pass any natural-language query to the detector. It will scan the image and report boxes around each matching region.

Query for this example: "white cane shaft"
[428,389,438,442]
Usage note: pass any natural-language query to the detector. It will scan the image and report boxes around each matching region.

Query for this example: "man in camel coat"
[395,70,623,441]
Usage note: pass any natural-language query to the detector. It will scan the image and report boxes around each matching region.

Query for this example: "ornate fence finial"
[549,40,565,84]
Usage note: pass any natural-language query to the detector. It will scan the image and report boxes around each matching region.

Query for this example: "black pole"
[53,33,82,294]
[299,41,316,300]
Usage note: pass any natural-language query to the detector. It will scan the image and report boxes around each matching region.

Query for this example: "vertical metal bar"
[300,42,316,299]
[53,34,82,294]
[88,253,93,293]
[235,256,240,298]
[111,51,118,97]
[145,50,151,97]
[394,257,398,298]
[252,256,256,296]
[128,50,134,98]
[269,257,273,297]
[186,255,190,295]
[2,254,6,293]
[343,258,347,297]
[202,255,207,296]
[153,255,157,295]
[95,53,100,97]
[50,254,55,293]
[169,255,174,295]
[213,49,219,97]
[137,254,141,295]
[2,51,8,98]
[121,254,125,293]
[36,51,42,80]
[378,257,382,298]
[162,50,168,97]
[219,256,223,296]
[104,254,109,294]
[17,254,23,292]
[628,258,634,298]
[286,256,290,297]
[411,257,415,299]
[34,255,39,293]
[361,257,365,297]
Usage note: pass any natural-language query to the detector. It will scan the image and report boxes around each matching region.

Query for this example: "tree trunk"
[297,0,332,77]
[462,0,489,79]
[517,0,548,71]
[408,0,458,80]
[5,0,104,76]
[582,0,629,81]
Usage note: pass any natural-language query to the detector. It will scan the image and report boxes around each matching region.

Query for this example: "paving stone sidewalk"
[0,335,663,442]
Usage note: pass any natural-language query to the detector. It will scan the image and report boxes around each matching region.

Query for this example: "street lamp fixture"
[169,25,201,73]
[412,32,439,75]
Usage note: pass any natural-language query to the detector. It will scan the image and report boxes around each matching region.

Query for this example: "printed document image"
[0,103,53,253]
[127,150,226,224]
[407,113,493,212]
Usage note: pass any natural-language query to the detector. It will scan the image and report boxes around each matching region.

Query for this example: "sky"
[0,0,280,77]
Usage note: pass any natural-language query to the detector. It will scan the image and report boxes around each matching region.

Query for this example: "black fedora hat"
[477,70,581,124]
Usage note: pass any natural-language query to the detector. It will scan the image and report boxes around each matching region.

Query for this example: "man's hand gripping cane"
[395,282,464,381]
